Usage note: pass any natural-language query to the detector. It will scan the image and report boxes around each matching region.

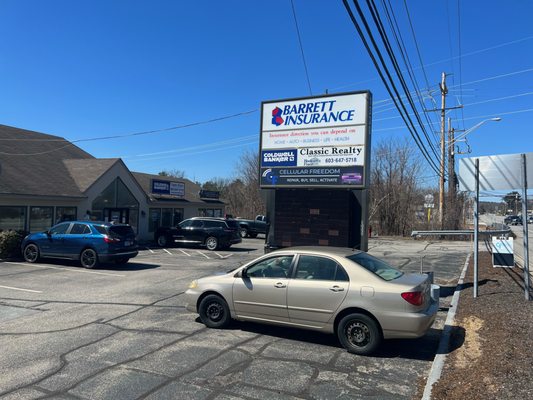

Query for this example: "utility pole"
[439,72,447,229]
[448,117,455,227]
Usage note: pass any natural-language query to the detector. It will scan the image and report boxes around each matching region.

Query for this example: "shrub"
[0,230,25,259]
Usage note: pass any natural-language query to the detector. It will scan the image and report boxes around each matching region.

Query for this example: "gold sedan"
[186,247,438,355]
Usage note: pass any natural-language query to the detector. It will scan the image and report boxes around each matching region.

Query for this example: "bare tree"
[158,169,186,179]
[370,139,422,236]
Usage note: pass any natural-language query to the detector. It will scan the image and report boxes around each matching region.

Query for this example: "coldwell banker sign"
[260,91,371,188]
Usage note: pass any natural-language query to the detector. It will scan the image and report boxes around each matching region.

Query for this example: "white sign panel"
[492,237,514,267]
[260,91,371,188]
[458,153,533,191]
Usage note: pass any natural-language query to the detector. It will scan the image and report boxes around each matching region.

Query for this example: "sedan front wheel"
[198,294,231,328]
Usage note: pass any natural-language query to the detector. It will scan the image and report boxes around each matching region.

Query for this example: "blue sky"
[1,0,532,189]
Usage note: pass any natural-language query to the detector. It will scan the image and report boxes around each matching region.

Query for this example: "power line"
[290,0,313,95]
[342,0,441,175]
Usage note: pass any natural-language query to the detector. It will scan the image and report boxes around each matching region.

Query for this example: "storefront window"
[30,207,54,232]
[56,207,77,224]
[0,206,26,231]
[162,208,173,227]
[198,208,222,218]
[149,209,161,232]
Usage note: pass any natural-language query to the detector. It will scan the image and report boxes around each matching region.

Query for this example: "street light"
[449,117,502,150]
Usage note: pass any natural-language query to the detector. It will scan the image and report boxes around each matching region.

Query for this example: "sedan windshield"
[346,253,403,281]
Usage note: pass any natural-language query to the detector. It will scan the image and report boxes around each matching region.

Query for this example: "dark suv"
[155,217,241,250]
[504,215,522,226]
[21,221,138,268]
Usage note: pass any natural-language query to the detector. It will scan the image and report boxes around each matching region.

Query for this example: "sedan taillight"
[401,291,424,306]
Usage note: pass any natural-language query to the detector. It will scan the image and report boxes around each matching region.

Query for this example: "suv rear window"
[225,220,239,229]
[108,225,135,238]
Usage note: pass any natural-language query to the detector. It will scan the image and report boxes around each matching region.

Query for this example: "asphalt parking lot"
[0,237,471,400]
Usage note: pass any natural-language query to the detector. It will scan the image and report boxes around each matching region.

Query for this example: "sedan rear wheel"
[23,244,40,263]
[337,313,381,355]
[80,248,99,269]
[198,294,231,328]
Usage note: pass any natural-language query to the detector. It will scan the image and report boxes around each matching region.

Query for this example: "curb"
[421,252,472,400]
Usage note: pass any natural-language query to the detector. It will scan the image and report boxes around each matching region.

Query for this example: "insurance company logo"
[262,168,278,185]
[269,99,355,127]
[271,107,284,126]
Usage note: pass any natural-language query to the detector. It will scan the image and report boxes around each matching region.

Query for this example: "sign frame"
[259,90,372,189]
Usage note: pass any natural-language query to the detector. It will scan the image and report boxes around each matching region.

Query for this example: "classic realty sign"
[260,91,371,188]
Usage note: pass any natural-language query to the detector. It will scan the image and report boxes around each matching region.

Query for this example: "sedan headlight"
[188,280,198,289]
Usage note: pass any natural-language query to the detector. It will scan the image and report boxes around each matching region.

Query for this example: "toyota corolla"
[186,247,438,355]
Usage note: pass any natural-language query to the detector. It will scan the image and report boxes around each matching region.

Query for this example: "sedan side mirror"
[236,269,247,278]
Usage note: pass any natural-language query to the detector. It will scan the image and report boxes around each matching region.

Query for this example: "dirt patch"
[430,251,533,400]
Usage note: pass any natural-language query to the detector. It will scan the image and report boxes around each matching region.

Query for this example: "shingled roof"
[0,124,113,197]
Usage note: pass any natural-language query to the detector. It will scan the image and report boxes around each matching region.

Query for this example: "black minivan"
[154,217,242,250]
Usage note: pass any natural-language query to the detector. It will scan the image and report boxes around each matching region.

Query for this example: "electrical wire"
[342,0,441,175]
[290,0,313,95]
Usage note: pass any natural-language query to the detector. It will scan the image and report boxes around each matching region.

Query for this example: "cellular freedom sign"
[259,91,371,188]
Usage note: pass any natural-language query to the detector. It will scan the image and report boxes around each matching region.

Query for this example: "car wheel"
[337,313,381,355]
[205,236,218,251]
[80,248,99,269]
[115,257,129,265]
[198,294,231,328]
[157,235,168,247]
[23,244,40,263]
[239,228,248,238]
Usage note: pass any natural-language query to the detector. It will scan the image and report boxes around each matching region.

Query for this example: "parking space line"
[4,262,125,277]
[145,247,155,254]
[163,249,172,255]
[0,284,42,293]
[196,251,210,259]
[179,249,191,257]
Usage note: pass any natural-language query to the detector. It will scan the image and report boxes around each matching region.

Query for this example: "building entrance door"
[104,208,130,224]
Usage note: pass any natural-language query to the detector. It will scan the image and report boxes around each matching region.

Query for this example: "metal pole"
[521,154,530,300]
[474,158,479,298]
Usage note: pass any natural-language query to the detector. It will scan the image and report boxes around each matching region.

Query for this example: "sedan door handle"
[329,285,344,292]
[274,282,286,288]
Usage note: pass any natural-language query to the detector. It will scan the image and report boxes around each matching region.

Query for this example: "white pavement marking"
[179,249,191,257]
[215,252,233,259]
[0,285,42,293]
[214,252,223,258]
[197,251,210,259]
[163,249,172,255]
[4,262,126,277]
[145,246,155,254]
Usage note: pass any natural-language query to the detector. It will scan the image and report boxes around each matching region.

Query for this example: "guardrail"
[411,229,511,237]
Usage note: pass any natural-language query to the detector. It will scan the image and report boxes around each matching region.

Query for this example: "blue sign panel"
[152,179,171,194]
[261,149,297,167]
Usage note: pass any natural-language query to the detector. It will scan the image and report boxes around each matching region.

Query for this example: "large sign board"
[260,91,371,188]
[151,179,185,197]
[458,152,533,191]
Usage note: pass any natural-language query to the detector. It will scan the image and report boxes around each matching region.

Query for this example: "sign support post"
[473,158,479,298]
[521,154,531,300]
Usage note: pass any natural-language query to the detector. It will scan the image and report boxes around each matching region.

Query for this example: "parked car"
[504,215,522,225]
[21,221,138,268]
[186,246,438,355]
[527,215,533,224]
[236,215,268,238]
[154,217,241,250]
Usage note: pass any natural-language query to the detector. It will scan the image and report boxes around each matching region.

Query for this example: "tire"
[198,294,231,328]
[80,248,99,269]
[239,228,248,238]
[205,236,218,251]
[23,243,40,263]
[114,257,129,265]
[337,313,382,355]
[157,235,168,247]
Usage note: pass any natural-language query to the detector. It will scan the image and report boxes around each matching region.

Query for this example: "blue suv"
[21,221,138,268]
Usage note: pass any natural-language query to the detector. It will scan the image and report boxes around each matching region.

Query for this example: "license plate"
[124,241,132,246]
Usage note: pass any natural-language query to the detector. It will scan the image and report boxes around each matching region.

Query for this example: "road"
[0,237,471,399]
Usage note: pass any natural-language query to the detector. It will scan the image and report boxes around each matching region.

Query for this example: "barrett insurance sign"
[259,91,371,188]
